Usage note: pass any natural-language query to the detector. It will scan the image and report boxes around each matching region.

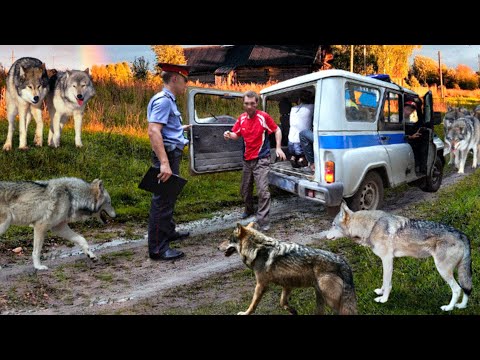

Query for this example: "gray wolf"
[3,57,49,151]
[0,177,116,270]
[218,222,357,315]
[46,69,95,148]
[320,202,472,311]
[445,115,480,173]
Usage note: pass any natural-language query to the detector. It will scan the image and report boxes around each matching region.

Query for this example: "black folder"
[138,166,188,198]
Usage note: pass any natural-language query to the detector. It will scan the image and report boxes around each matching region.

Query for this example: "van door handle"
[380,136,390,141]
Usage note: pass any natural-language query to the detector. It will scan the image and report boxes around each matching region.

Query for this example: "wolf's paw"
[374,288,384,295]
[440,304,454,311]
[19,146,30,151]
[75,143,83,148]
[237,311,249,315]
[374,296,388,303]
[34,265,49,271]
[2,143,12,151]
[455,303,467,309]
[87,252,98,261]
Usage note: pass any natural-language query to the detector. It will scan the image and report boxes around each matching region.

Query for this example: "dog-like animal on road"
[218,222,357,315]
[320,202,472,311]
[46,69,95,148]
[0,177,116,270]
[3,57,49,151]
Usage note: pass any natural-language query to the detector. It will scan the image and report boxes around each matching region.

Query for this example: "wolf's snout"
[32,96,39,103]
[77,94,84,100]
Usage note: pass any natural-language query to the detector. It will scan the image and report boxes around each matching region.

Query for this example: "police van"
[187,69,445,212]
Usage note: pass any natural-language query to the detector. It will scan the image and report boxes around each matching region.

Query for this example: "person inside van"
[404,100,427,173]
[299,128,315,172]
[288,91,314,168]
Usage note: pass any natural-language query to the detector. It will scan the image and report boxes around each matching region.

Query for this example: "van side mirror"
[433,111,442,125]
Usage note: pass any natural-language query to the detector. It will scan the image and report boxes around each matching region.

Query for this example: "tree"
[455,64,478,90]
[150,45,186,73]
[370,45,420,79]
[412,55,439,86]
[131,56,150,80]
[331,45,377,74]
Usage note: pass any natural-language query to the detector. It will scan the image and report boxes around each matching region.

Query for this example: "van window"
[381,91,403,131]
[193,93,243,124]
[344,82,379,122]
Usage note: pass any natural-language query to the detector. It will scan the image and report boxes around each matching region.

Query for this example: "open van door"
[187,87,245,174]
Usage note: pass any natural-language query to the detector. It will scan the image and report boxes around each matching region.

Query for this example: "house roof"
[185,45,320,74]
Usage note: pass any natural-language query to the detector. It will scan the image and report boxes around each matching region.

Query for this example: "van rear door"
[187,87,245,174]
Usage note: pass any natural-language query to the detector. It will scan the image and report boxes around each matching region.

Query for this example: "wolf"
[3,57,49,151]
[320,202,472,311]
[218,222,357,315]
[0,177,116,270]
[445,115,480,173]
[46,69,96,148]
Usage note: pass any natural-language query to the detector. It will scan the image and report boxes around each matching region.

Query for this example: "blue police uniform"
[146,88,188,258]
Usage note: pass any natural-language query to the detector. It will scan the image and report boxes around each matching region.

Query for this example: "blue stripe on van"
[318,133,406,149]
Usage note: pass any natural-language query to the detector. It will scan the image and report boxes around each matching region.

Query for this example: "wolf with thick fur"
[46,69,95,148]
[320,202,472,311]
[0,178,116,270]
[218,222,357,315]
[445,115,480,173]
[3,57,49,151]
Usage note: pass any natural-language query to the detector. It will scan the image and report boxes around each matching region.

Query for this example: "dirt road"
[0,167,471,315]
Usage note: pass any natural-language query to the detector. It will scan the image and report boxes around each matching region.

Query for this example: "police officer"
[146,63,191,260]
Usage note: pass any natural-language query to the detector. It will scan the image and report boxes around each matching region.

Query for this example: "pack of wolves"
[2,57,95,151]
[220,201,472,314]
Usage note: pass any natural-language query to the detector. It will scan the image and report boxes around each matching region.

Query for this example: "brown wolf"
[218,222,357,315]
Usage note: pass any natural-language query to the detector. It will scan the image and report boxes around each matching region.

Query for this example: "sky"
[1,45,479,72]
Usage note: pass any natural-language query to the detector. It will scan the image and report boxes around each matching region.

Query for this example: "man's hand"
[158,162,173,182]
[409,130,422,140]
[276,148,286,161]
[224,130,232,140]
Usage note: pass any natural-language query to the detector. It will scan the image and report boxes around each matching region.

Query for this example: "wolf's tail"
[339,264,358,315]
[457,233,472,296]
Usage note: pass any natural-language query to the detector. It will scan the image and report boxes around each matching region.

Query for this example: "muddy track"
[0,167,473,315]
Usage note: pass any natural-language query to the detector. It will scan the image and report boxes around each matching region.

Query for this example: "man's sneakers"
[241,211,254,219]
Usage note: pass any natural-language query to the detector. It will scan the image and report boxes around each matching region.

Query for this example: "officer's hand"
[224,131,231,140]
[182,124,192,130]
[158,163,173,182]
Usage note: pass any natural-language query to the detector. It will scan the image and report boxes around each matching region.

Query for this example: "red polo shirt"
[232,110,278,161]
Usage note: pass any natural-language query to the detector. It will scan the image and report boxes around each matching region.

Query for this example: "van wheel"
[346,171,384,211]
[421,157,443,192]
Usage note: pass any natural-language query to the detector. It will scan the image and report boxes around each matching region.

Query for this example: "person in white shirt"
[288,91,314,168]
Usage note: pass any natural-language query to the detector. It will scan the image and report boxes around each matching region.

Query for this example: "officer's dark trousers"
[148,148,183,256]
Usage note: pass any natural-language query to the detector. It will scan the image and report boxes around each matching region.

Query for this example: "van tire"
[421,156,443,192]
[346,171,384,211]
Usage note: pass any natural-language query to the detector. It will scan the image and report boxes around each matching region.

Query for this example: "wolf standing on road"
[146,63,192,261]
[0,177,116,270]
[321,202,472,311]
[46,69,96,148]
[219,222,357,315]
[3,57,49,151]
[224,91,286,231]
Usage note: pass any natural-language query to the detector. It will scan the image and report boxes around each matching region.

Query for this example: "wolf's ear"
[41,63,46,71]
[91,179,105,198]
[246,222,255,228]
[84,68,90,75]
[66,70,71,79]
[19,66,26,78]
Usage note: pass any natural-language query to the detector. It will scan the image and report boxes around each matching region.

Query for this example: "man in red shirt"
[224,91,286,231]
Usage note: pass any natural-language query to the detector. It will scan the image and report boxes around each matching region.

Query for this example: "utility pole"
[363,45,366,75]
[10,50,15,66]
[438,51,444,100]
[350,45,354,72]
[478,54,480,73]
